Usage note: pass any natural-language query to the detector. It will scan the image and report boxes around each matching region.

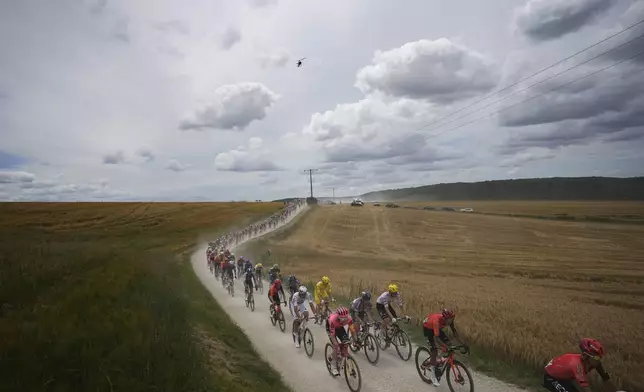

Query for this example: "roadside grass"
[236,204,644,392]
[0,202,290,392]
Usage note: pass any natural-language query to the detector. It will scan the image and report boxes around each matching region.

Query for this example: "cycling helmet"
[361,291,371,301]
[442,308,456,319]
[274,279,281,286]
[388,284,399,294]
[298,286,308,295]
[256,263,263,268]
[273,264,279,269]
[579,338,604,358]
[322,276,330,285]
[336,307,349,317]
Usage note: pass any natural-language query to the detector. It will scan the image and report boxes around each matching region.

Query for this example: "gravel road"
[191,205,527,392]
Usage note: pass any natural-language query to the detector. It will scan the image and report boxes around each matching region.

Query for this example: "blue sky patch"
[0,151,29,169]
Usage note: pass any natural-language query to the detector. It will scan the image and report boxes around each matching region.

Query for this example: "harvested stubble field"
[238,203,644,391]
[404,200,644,224]
[0,202,289,392]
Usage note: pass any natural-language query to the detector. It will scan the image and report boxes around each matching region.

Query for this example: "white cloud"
[165,159,187,172]
[0,170,35,183]
[355,38,499,103]
[179,83,279,131]
[214,136,281,172]
[137,148,155,162]
[258,49,290,68]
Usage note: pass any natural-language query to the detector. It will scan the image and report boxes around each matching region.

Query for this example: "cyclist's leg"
[376,303,390,332]
[423,327,439,365]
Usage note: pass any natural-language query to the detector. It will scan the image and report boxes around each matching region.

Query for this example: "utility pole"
[332,188,335,199]
[303,169,319,198]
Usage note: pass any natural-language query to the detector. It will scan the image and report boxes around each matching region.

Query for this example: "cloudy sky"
[1,0,643,201]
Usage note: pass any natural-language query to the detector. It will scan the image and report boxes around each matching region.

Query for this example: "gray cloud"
[514,0,617,42]
[137,148,155,162]
[0,170,35,183]
[219,27,241,50]
[153,20,190,35]
[180,82,279,131]
[102,151,125,164]
[355,38,499,104]
[165,159,187,172]
[215,152,281,172]
[500,64,644,150]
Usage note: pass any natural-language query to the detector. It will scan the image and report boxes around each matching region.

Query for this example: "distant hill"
[360,177,644,202]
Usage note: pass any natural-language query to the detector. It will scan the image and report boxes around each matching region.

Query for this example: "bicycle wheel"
[446,359,474,392]
[324,343,335,376]
[303,327,314,358]
[363,333,380,365]
[259,281,263,294]
[343,355,362,392]
[270,307,276,326]
[250,297,255,312]
[277,312,286,332]
[375,327,388,350]
[415,346,433,384]
[394,329,412,361]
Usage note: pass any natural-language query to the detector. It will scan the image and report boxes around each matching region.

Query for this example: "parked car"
[460,208,474,212]
[423,206,436,211]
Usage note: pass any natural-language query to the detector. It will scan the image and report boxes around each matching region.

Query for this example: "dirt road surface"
[191,206,526,392]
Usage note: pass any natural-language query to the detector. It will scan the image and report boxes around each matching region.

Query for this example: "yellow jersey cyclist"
[313,276,335,324]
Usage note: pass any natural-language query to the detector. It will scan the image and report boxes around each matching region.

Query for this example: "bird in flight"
[296,57,307,67]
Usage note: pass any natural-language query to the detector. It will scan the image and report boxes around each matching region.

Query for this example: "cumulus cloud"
[219,27,241,50]
[214,137,281,172]
[179,82,279,131]
[102,151,125,164]
[513,0,617,42]
[165,159,187,172]
[258,49,290,68]
[355,38,499,104]
[0,170,35,183]
[303,95,461,165]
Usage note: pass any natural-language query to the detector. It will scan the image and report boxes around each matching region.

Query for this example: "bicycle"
[257,274,264,294]
[294,315,315,357]
[373,316,412,361]
[415,344,474,392]
[315,299,335,326]
[226,275,235,297]
[269,302,286,332]
[349,322,380,365]
[324,338,362,392]
[244,285,255,311]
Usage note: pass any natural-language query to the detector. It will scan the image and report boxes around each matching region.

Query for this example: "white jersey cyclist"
[292,287,313,313]
[376,291,402,307]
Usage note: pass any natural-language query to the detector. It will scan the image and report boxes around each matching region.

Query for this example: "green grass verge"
[0,202,290,392]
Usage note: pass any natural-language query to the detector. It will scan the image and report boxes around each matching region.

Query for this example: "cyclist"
[268,264,281,284]
[243,266,258,298]
[222,259,236,286]
[213,252,222,278]
[236,256,245,277]
[422,308,462,387]
[313,276,334,324]
[243,257,253,272]
[376,284,406,340]
[268,278,286,315]
[291,285,314,348]
[286,274,300,301]
[543,338,615,392]
[254,263,264,280]
[325,306,357,377]
[350,291,375,333]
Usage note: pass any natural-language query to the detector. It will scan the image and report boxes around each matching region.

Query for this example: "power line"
[396,32,644,139]
[392,17,644,146]
[424,50,644,140]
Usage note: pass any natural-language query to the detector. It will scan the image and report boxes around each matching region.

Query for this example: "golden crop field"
[238,203,644,391]
[0,202,287,392]
[403,200,644,223]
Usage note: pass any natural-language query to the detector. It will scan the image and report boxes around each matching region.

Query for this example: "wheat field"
[238,203,644,391]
